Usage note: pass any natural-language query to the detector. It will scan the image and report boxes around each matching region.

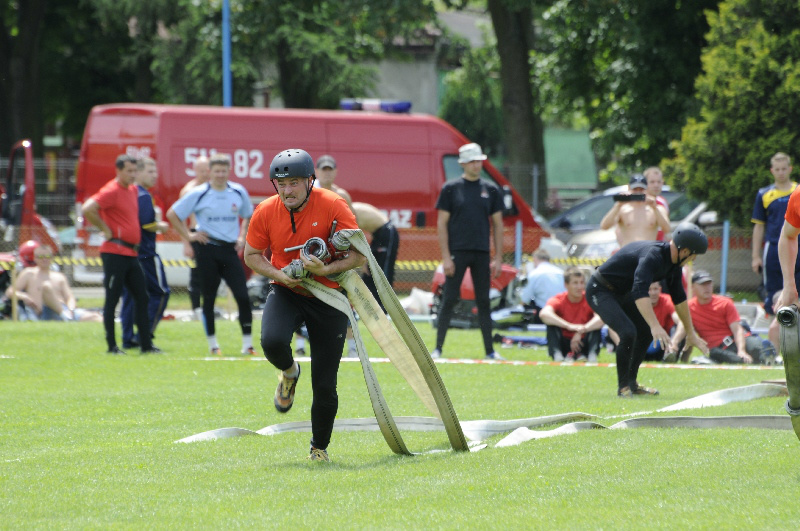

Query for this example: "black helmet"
[270,149,315,180]
[672,222,708,255]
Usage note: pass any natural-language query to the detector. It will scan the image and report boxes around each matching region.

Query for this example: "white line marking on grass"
[180,357,783,370]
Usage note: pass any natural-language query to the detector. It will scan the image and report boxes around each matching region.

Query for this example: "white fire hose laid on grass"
[176,231,798,451]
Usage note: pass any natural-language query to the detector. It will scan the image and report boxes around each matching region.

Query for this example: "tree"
[669,0,800,226]
[439,34,504,157]
[535,0,717,181]
[152,0,437,108]
[487,0,545,211]
[0,0,46,154]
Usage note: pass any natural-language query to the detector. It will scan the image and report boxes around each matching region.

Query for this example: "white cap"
[458,143,488,164]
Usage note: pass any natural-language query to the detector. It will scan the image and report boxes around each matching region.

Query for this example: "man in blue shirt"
[167,153,255,356]
[121,157,170,350]
[751,152,799,315]
[520,247,564,322]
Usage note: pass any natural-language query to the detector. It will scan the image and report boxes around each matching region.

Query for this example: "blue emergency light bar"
[339,99,412,113]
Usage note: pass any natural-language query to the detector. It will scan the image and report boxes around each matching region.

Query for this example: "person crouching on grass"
[538,267,604,362]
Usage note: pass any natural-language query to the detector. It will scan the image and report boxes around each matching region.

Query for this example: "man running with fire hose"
[243,149,364,462]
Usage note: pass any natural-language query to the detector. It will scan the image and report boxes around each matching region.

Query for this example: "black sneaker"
[122,339,140,349]
[107,346,127,355]
[141,346,163,354]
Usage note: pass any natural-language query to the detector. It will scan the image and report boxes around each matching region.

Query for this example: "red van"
[74,103,547,287]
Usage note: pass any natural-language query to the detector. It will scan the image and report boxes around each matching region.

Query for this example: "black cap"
[691,270,713,284]
[316,155,336,169]
[629,174,647,189]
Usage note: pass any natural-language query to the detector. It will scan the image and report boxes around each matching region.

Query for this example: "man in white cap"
[600,173,670,247]
[432,143,506,360]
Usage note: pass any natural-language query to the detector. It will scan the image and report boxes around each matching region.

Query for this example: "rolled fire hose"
[291,229,469,454]
[776,304,800,441]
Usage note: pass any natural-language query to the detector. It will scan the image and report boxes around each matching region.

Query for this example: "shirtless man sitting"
[600,173,671,247]
[5,245,102,322]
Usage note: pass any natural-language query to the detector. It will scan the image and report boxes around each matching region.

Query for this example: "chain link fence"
[1,157,765,309]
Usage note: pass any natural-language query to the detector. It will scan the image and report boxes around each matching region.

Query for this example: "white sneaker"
[431,349,442,359]
[553,352,565,362]
[588,352,598,363]
[485,351,506,361]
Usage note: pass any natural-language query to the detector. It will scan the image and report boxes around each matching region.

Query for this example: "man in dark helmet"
[586,222,710,397]
[244,148,364,462]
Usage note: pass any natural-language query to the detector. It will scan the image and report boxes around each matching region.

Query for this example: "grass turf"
[2,319,799,528]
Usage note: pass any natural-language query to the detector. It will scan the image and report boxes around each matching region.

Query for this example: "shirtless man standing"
[180,156,211,320]
[352,202,400,312]
[600,174,670,247]
[5,244,102,322]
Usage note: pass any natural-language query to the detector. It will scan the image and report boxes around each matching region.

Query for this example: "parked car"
[565,192,715,258]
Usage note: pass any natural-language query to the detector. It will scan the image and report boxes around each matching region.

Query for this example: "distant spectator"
[520,247,564,322]
[167,153,255,356]
[180,156,211,321]
[120,157,171,349]
[5,245,102,322]
[752,152,799,316]
[674,270,775,365]
[644,166,670,240]
[600,174,671,247]
[82,154,158,355]
[644,281,680,361]
[352,201,400,313]
[538,267,604,362]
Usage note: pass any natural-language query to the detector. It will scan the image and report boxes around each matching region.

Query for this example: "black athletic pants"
[195,243,251,337]
[361,222,399,313]
[189,240,202,310]
[546,325,601,360]
[261,284,348,450]
[101,252,151,350]
[436,250,493,356]
[586,277,652,390]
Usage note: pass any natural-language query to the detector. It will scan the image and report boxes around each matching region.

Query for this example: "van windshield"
[443,155,498,185]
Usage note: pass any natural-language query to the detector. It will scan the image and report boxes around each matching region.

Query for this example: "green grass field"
[3,318,800,528]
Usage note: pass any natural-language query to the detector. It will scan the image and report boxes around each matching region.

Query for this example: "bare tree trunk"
[487,0,547,213]
[0,0,46,155]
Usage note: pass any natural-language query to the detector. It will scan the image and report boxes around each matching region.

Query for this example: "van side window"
[442,155,498,185]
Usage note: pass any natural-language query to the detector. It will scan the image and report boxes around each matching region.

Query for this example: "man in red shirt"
[645,281,680,361]
[82,155,158,355]
[675,270,773,364]
[539,267,604,362]
[244,148,364,462]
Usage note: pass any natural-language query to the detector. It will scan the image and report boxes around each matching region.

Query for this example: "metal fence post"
[720,220,730,294]
[515,220,522,269]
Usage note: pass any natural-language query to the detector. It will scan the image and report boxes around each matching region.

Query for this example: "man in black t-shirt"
[586,223,710,397]
[432,143,506,360]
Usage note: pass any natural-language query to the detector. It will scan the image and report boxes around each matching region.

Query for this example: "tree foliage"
[151,0,436,108]
[535,0,717,181]
[670,0,800,226]
[439,31,504,158]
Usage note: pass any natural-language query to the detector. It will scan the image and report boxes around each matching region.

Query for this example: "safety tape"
[174,383,792,447]
[0,258,441,271]
[551,257,607,266]
[0,258,197,269]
